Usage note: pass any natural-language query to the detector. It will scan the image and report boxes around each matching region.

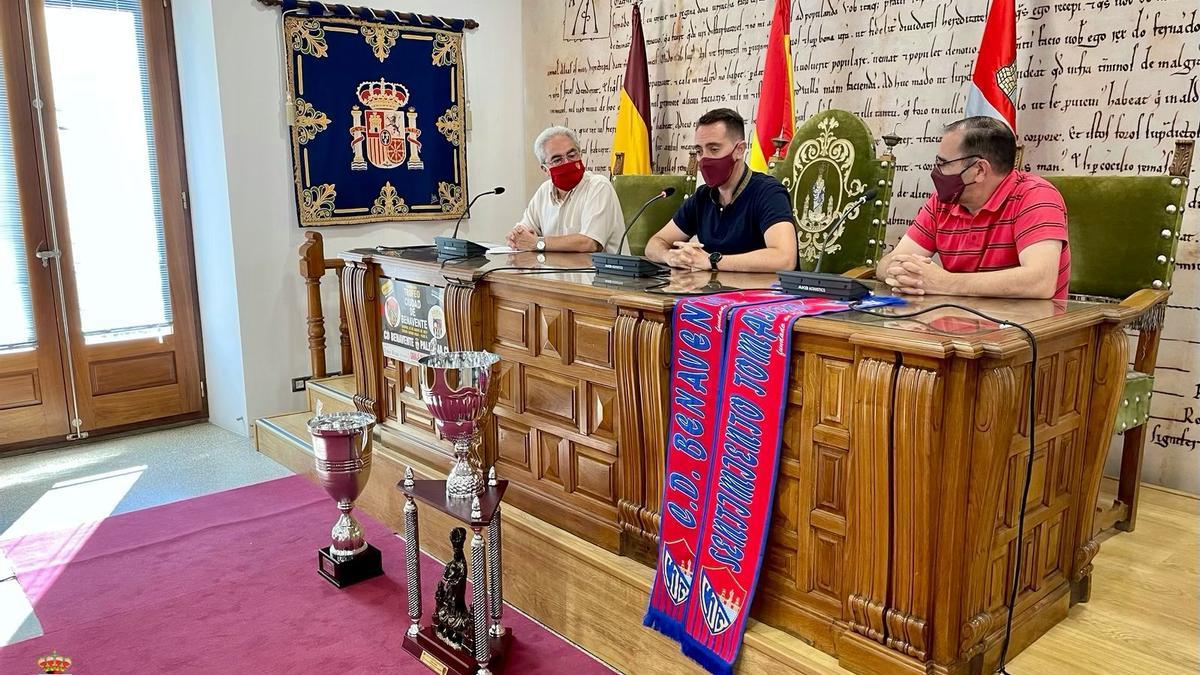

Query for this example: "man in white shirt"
[506,126,625,253]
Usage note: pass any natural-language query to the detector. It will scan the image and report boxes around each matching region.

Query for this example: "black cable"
[849,300,1037,675]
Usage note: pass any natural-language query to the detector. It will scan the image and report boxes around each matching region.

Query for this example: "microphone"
[593,187,678,278]
[617,187,675,255]
[436,186,505,259]
[814,188,878,273]
[778,187,880,301]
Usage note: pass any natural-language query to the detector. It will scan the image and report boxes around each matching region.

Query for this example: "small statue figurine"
[433,527,472,650]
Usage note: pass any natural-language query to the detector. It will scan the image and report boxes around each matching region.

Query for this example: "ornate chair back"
[610,152,697,256]
[770,110,898,274]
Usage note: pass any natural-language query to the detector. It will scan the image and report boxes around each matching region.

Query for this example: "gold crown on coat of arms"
[37,650,72,673]
[357,78,409,111]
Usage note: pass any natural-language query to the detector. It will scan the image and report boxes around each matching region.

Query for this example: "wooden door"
[0,2,71,446]
[29,0,203,433]
[0,0,203,450]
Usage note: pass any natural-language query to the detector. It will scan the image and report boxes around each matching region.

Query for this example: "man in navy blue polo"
[644,108,797,273]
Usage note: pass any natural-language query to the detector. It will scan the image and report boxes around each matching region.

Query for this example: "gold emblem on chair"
[783,117,866,263]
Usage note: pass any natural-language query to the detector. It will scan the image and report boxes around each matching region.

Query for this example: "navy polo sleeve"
[756,177,795,233]
[672,192,699,237]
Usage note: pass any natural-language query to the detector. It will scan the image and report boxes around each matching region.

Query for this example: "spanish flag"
[609,2,651,175]
[747,0,795,173]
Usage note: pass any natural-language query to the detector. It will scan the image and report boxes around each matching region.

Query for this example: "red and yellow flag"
[748,0,795,173]
[609,2,652,175]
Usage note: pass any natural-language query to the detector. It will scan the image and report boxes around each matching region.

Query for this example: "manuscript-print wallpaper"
[523,0,1200,492]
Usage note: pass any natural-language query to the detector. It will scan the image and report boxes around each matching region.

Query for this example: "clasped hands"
[505,224,539,250]
[882,254,953,296]
[663,241,712,271]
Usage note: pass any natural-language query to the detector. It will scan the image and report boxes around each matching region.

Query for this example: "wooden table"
[340,247,1135,674]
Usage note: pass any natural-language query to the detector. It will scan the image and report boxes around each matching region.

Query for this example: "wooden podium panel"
[340,247,1136,675]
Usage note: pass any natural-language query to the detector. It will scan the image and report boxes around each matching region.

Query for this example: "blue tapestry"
[280,3,468,227]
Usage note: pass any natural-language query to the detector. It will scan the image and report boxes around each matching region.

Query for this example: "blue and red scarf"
[646,290,899,674]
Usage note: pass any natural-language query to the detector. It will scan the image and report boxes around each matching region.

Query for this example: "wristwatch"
[536,237,546,251]
[708,251,723,269]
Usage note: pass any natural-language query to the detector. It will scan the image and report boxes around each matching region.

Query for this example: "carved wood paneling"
[634,317,669,551]
[445,282,482,351]
[539,430,566,487]
[573,313,615,369]
[1071,325,1129,600]
[885,364,943,660]
[342,260,382,418]
[613,313,647,554]
[537,306,564,361]
[495,416,531,471]
[587,383,617,442]
[957,365,1018,660]
[847,355,893,643]
[493,299,530,352]
[575,444,617,504]
[524,367,579,428]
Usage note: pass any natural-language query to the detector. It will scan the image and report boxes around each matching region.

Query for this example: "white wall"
[174,0,526,429]
[172,0,247,435]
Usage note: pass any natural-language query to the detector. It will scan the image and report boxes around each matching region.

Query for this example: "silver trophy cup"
[418,351,501,499]
[308,410,383,586]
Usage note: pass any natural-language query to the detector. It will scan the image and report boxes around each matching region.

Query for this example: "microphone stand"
[592,189,674,278]
[778,189,878,301]
[435,189,503,260]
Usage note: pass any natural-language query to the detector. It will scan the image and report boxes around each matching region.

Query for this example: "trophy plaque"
[401,351,512,675]
[308,410,384,588]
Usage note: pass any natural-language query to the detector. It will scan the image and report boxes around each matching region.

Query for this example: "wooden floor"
[1006,481,1199,674]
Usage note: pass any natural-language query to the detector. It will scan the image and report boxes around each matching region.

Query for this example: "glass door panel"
[44,0,172,345]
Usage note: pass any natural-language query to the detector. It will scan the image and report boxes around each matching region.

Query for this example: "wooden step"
[254,417,841,674]
[306,374,356,414]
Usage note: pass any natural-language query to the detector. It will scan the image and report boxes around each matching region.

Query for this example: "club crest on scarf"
[350,78,423,171]
[663,538,696,605]
[698,567,746,635]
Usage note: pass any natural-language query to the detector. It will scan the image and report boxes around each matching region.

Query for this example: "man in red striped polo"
[875,117,1070,300]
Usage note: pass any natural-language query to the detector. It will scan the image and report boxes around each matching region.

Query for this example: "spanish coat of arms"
[281,6,468,227]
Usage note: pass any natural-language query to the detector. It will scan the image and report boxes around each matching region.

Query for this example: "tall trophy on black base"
[401,351,512,675]
[308,410,384,588]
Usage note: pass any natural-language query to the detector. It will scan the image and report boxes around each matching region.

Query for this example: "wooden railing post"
[299,231,328,379]
[337,266,353,375]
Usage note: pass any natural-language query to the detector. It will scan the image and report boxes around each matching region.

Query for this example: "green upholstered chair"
[1044,138,1194,533]
[609,155,696,256]
[769,110,899,276]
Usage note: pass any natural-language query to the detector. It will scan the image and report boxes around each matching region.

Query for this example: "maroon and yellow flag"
[748,0,795,172]
[609,2,652,174]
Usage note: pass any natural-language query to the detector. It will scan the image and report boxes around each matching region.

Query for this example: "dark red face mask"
[699,150,739,188]
[930,158,980,204]
[549,160,586,192]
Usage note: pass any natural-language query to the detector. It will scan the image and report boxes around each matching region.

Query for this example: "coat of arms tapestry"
[279,2,469,227]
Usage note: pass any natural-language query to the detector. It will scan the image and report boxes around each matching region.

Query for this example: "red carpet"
[0,475,611,673]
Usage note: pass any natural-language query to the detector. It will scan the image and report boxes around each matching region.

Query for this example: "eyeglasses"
[545,148,581,167]
[933,154,981,170]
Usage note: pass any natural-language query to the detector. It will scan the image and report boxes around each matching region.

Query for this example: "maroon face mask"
[699,151,739,188]
[549,159,586,192]
[930,158,979,204]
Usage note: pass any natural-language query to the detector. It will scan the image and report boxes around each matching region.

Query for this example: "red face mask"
[548,160,586,192]
[699,147,742,188]
[930,157,980,204]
